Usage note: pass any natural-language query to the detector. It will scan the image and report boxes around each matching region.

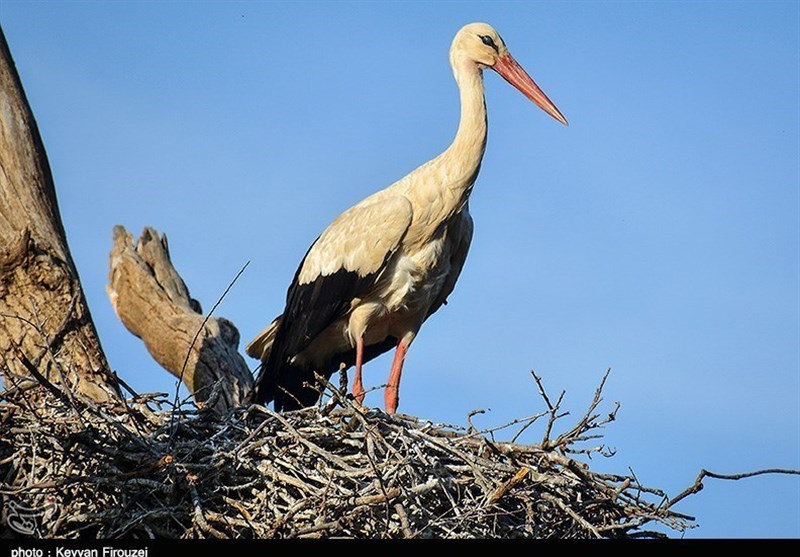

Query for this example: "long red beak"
[493,54,568,126]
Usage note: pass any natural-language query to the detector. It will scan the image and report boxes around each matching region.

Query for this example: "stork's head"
[451,22,568,126]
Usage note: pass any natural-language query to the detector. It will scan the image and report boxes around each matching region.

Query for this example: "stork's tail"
[246,315,325,410]
[246,316,279,406]
[245,316,281,361]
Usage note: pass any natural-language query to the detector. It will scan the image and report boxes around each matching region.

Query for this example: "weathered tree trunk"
[0,27,118,402]
[108,226,253,413]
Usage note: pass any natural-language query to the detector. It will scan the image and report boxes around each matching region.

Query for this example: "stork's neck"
[444,59,488,184]
[391,57,487,248]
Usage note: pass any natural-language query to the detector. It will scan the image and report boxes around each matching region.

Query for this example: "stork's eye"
[480,35,497,49]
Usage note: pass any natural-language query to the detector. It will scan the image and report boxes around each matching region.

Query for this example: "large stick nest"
[0,371,692,538]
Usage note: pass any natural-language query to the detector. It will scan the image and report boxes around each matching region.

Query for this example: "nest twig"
[0,370,696,538]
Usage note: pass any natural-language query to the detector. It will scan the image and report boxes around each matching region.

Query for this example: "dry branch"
[107,226,252,413]
[667,468,800,509]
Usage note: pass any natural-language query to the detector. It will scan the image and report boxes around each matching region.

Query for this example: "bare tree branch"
[668,468,800,509]
[107,226,252,414]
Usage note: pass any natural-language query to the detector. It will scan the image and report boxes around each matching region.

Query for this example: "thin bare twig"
[667,468,800,509]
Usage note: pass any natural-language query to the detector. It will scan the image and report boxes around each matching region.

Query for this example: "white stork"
[247,22,567,413]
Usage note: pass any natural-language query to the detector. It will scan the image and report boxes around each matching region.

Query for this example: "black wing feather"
[253,247,389,410]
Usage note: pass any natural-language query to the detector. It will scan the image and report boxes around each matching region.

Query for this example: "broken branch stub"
[107,225,252,412]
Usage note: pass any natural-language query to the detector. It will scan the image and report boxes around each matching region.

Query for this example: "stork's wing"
[426,209,474,318]
[255,194,413,404]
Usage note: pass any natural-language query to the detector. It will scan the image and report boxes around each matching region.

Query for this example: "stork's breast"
[377,239,450,315]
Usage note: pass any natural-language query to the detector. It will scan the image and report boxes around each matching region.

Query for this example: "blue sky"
[1,0,798,538]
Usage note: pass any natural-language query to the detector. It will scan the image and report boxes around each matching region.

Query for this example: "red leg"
[352,335,365,405]
[385,341,409,414]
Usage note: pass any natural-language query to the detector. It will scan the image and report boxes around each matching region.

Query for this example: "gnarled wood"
[0,26,118,402]
[107,226,252,413]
